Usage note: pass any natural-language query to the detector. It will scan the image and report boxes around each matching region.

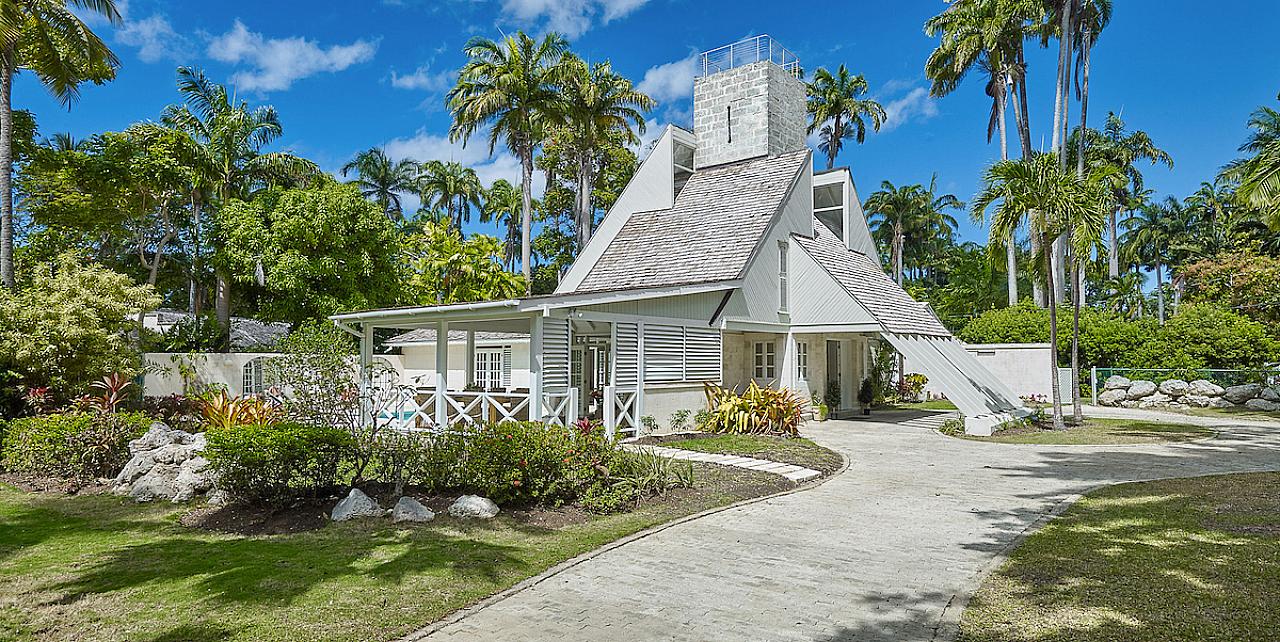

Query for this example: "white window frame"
[753,341,776,380]
[473,347,504,390]
[778,240,789,312]
[242,357,267,396]
[796,340,809,381]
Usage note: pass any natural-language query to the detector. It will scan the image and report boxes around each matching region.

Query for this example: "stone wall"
[693,61,806,169]
[1097,375,1280,412]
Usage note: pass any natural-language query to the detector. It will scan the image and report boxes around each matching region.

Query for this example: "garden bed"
[958,418,1213,445]
[960,472,1280,641]
[0,462,789,642]
[636,433,844,475]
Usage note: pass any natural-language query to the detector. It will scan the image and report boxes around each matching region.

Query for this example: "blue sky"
[22,0,1280,245]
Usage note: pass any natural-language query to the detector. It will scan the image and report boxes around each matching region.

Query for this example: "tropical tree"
[558,55,652,248]
[1064,165,1113,422]
[480,179,522,270]
[340,147,419,221]
[1097,271,1145,320]
[449,31,570,294]
[805,65,886,170]
[0,0,122,289]
[1121,197,1179,324]
[972,153,1105,430]
[865,179,962,284]
[416,160,483,231]
[401,220,525,305]
[161,67,320,331]
[1223,93,1280,227]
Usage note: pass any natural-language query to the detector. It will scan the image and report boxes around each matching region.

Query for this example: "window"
[778,240,789,312]
[753,341,776,380]
[795,341,809,381]
[242,357,267,395]
[474,348,505,390]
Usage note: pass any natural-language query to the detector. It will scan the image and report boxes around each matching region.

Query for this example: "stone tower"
[692,36,807,169]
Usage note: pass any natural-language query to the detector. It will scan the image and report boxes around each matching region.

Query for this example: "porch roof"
[385,329,528,346]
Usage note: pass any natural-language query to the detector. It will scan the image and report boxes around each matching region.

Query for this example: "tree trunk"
[1050,0,1071,162]
[519,145,534,295]
[0,62,13,289]
[1044,235,1066,430]
[1108,207,1119,278]
[216,274,231,331]
[997,80,1017,306]
[577,154,593,250]
[1031,234,1045,306]
[827,115,841,170]
[1070,259,1083,424]
[1015,45,1033,158]
[1156,260,1165,324]
[1076,27,1093,179]
[190,195,202,314]
[894,225,904,284]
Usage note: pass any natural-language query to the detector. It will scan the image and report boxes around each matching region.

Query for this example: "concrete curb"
[399,448,853,641]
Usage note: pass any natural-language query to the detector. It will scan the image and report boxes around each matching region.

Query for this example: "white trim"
[331,299,519,322]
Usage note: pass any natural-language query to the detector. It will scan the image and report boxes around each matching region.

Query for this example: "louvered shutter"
[541,318,571,392]
[502,347,512,388]
[614,322,639,389]
[684,327,722,383]
[643,325,685,383]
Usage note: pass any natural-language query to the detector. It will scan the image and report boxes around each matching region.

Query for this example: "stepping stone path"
[622,444,822,482]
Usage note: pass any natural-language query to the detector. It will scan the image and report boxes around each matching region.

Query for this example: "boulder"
[1261,387,1280,403]
[1244,398,1280,413]
[448,495,500,519]
[391,497,436,523]
[206,489,231,507]
[1126,380,1158,400]
[331,488,383,521]
[1098,389,1128,406]
[1208,397,1236,409]
[1119,400,1140,409]
[1138,392,1173,409]
[1158,379,1190,397]
[1183,394,1213,408]
[1103,375,1132,391]
[1223,384,1263,405]
[128,464,181,502]
[172,457,214,502]
[1189,380,1225,397]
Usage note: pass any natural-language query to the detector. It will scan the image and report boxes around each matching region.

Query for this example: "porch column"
[464,330,475,388]
[529,315,544,421]
[434,320,448,428]
[635,321,645,422]
[781,330,798,392]
[359,322,374,427]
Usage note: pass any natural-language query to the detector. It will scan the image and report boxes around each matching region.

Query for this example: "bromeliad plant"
[199,391,281,430]
[701,381,806,437]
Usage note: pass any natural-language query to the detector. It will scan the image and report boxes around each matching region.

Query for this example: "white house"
[333,36,1027,436]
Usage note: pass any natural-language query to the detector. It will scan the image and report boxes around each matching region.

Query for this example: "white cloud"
[499,0,650,38]
[636,54,697,105]
[207,20,377,93]
[390,66,454,92]
[117,14,188,63]
[881,87,939,132]
[382,129,546,195]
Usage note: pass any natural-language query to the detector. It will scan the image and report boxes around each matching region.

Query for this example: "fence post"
[1090,366,1098,406]
[604,385,617,439]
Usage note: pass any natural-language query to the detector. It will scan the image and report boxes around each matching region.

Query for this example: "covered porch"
[721,323,882,416]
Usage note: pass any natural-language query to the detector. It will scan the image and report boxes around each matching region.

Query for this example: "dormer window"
[814,182,845,239]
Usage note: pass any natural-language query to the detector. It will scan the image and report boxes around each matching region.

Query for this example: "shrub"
[137,394,204,432]
[898,373,928,402]
[857,378,875,407]
[702,381,805,436]
[456,420,617,505]
[1,411,151,479]
[669,409,691,432]
[199,392,281,431]
[1141,304,1280,370]
[938,418,966,436]
[582,450,694,514]
[204,421,355,504]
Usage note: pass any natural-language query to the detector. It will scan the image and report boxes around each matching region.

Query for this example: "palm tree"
[0,0,122,288]
[865,181,923,284]
[341,147,418,222]
[1098,272,1145,320]
[481,179,522,270]
[161,66,320,330]
[1121,197,1178,324]
[1065,164,1113,423]
[805,65,886,170]
[973,153,1103,430]
[417,160,483,231]
[1071,0,1112,179]
[449,31,570,295]
[1224,94,1280,227]
[558,55,653,249]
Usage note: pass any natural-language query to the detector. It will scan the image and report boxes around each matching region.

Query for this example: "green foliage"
[702,381,806,437]
[1181,251,1280,332]
[669,409,692,432]
[400,220,525,305]
[141,315,229,353]
[453,420,617,505]
[1138,304,1279,369]
[2,411,150,479]
[857,378,875,407]
[0,255,159,399]
[582,449,694,514]
[204,421,355,504]
[898,373,928,403]
[217,183,401,324]
[938,417,966,437]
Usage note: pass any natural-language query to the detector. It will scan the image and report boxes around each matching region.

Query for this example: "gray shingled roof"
[793,222,952,337]
[385,329,528,345]
[571,149,809,294]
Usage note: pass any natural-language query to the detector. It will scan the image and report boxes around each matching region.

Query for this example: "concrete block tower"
[692,36,807,169]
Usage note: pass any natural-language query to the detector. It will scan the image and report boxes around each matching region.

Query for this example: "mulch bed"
[0,472,112,496]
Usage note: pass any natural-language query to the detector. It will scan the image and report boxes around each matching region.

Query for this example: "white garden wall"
[909,342,1052,401]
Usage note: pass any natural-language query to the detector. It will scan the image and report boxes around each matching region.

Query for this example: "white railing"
[373,386,578,432]
[603,385,639,438]
[699,35,801,78]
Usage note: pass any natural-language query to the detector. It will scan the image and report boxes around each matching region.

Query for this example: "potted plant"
[811,392,828,422]
[858,378,875,415]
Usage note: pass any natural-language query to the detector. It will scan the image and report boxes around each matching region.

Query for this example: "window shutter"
[614,322,639,388]
[502,347,512,388]
[643,325,685,383]
[685,327,721,383]
[541,318,571,391]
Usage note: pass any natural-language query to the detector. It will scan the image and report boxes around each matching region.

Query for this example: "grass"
[960,472,1280,641]
[0,464,786,642]
[960,418,1213,445]
[660,434,844,474]
[879,399,958,411]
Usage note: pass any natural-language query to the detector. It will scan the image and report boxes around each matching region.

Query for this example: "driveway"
[406,409,1280,642]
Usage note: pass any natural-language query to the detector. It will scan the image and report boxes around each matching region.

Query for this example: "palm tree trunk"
[828,115,841,170]
[1070,259,1083,424]
[1051,0,1071,161]
[1108,207,1119,278]
[577,155,592,250]
[894,226,904,284]
[997,82,1017,306]
[1156,260,1165,324]
[1076,27,1093,180]
[215,273,232,337]
[1031,234,1045,306]
[519,145,534,295]
[1015,45,1033,158]
[0,62,13,290]
[1044,236,1065,430]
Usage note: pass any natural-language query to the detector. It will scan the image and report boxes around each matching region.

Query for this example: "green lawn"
[960,472,1280,641]
[660,434,844,474]
[0,464,785,642]
[881,399,959,411]
[961,418,1213,445]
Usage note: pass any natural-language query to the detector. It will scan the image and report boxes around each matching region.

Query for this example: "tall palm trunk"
[576,152,593,250]
[1049,0,1074,306]
[827,115,842,170]
[1107,207,1119,277]
[215,274,231,330]
[1070,260,1083,423]
[519,144,534,295]
[1155,260,1165,324]
[893,224,905,284]
[0,62,13,290]
[997,79,1017,305]
[1015,45,1033,159]
[1043,234,1065,430]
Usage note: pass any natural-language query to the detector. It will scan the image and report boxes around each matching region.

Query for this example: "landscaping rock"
[1183,394,1213,408]
[206,489,231,507]
[1126,380,1158,400]
[128,464,181,502]
[331,488,383,521]
[449,495,500,519]
[1223,384,1263,405]
[1261,387,1280,403]
[1103,375,1132,390]
[1098,389,1128,406]
[172,457,213,502]
[1208,397,1236,409]
[1244,398,1280,413]
[1119,400,1140,409]
[129,423,196,454]
[1158,379,1190,397]
[392,497,436,523]
[1189,380,1225,397]
[1138,392,1173,409]
[113,423,214,503]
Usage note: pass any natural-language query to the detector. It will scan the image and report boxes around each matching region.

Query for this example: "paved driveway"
[407,409,1280,642]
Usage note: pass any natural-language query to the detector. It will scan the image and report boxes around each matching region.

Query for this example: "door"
[825,340,842,409]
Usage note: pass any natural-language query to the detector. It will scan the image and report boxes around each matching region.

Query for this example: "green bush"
[582,449,694,514]
[1,411,151,479]
[455,421,617,506]
[204,421,355,504]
